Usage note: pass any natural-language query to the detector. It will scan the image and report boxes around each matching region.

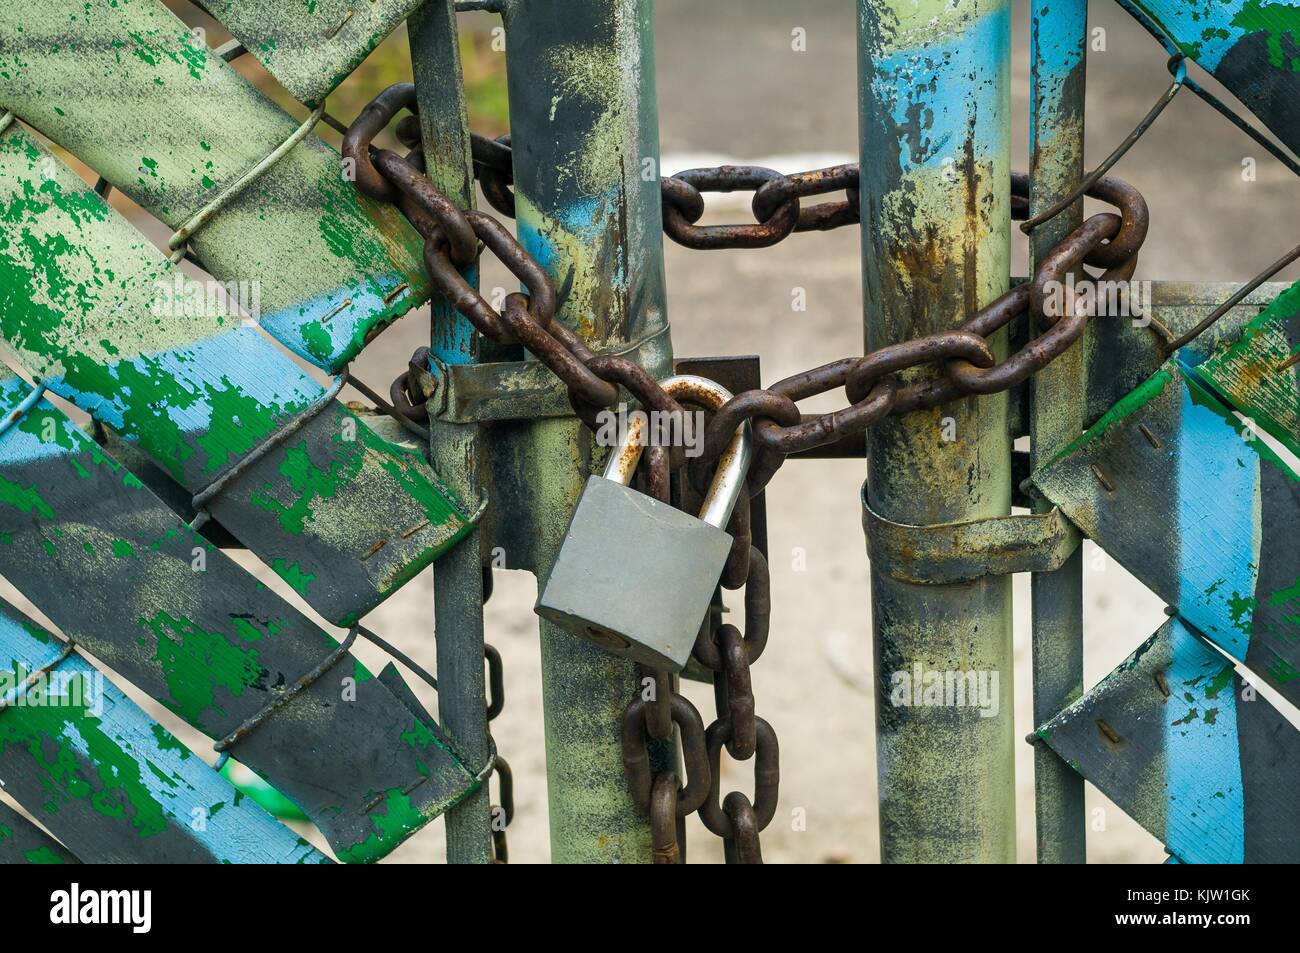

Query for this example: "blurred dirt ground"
[4,0,1299,864]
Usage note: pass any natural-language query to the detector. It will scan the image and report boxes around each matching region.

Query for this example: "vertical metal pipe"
[501,0,671,862]
[409,0,493,864]
[859,0,1016,862]
[1028,0,1088,864]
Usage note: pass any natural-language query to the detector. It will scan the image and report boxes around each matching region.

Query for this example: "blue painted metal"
[0,371,480,862]
[1037,616,1299,863]
[0,126,475,627]
[1032,361,1300,709]
[0,598,331,863]
[1117,0,1300,158]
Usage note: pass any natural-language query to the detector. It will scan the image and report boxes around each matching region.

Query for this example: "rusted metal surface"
[0,372,479,862]
[501,0,672,863]
[1084,280,1295,423]
[862,497,1080,586]
[0,0,429,373]
[0,599,331,864]
[1037,617,1300,863]
[1031,360,1300,710]
[859,0,1017,863]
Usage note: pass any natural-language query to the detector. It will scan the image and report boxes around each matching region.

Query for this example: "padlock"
[535,375,752,672]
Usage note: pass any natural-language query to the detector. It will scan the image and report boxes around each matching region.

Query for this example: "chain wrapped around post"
[345,84,1149,864]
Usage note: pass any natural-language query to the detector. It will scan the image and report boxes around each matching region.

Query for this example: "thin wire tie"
[189,372,347,532]
[354,623,438,692]
[1021,53,1187,235]
[348,374,431,443]
[166,101,326,264]
[213,627,358,753]
[0,641,76,713]
[1162,241,1300,355]
[0,383,47,441]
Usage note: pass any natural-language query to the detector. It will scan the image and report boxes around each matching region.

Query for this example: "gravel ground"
[3,0,1297,864]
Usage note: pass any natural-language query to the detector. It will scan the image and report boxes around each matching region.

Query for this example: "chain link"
[346,83,1150,864]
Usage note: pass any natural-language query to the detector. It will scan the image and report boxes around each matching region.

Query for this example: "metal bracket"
[420,323,673,423]
[861,484,1081,585]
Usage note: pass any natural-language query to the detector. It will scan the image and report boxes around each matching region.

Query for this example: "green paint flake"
[1232,1,1300,72]
[271,558,315,596]
[21,846,67,864]
[142,611,265,728]
[110,538,137,559]
[0,672,169,839]
[0,475,54,518]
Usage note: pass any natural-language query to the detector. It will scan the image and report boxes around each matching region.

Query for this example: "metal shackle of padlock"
[535,374,753,672]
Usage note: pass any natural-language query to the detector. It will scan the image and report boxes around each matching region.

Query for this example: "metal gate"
[0,0,1296,864]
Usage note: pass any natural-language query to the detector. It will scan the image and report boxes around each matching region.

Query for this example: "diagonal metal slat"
[0,599,332,864]
[0,799,78,864]
[1032,358,1300,708]
[1121,0,1300,157]
[0,372,479,862]
[1196,279,1300,458]
[1036,616,1300,863]
[0,0,430,372]
[0,127,474,625]
[199,0,425,106]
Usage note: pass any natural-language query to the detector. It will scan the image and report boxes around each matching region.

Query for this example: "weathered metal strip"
[0,600,331,864]
[409,0,494,864]
[1196,279,1300,458]
[0,374,478,861]
[0,800,77,864]
[1032,360,1300,708]
[1084,281,1291,426]
[1037,617,1300,863]
[0,127,473,625]
[861,491,1079,585]
[1027,0,1088,865]
[1121,0,1300,157]
[427,324,674,423]
[0,0,429,372]
[198,0,423,106]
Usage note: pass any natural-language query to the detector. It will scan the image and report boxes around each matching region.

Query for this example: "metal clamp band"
[421,323,674,423]
[861,483,1081,585]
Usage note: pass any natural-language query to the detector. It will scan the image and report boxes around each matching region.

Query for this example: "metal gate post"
[410,0,495,864]
[1027,0,1088,864]
[859,0,1017,862]
[501,0,672,862]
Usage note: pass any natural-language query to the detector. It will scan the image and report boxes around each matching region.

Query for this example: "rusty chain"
[346,82,1149,864]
